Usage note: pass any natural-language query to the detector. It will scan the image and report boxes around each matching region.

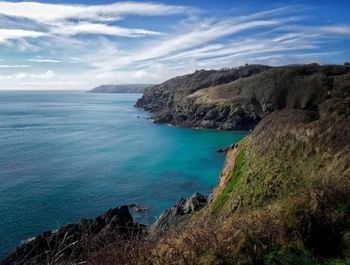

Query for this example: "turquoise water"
[0,91,246,257]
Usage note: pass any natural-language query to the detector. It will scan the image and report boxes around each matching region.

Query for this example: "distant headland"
[87,84,155,94]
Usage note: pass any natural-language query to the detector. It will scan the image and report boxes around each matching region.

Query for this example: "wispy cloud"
[0,1,192,41]
[0,1,193,23]
[0,64,29,68]
[85,18,284,72]
[50,23,161,37]
[0,70,55,80]
[319,25,350,35]
[28,58,61,63]
[0,29,45,42]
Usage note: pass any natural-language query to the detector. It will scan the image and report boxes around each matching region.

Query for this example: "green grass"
[212,146,246,215]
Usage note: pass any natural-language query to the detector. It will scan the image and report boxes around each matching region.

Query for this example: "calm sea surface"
[0,91,246,257]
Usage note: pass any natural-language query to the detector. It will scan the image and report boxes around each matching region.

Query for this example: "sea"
[0,91,247,257]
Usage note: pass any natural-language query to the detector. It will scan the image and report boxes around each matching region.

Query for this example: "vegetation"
[211,143,247,214]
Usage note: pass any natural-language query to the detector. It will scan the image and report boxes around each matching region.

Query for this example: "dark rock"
[128,203,148,212]
[216,144,237,153]
[153,192,207,234]
[1,206,143,265]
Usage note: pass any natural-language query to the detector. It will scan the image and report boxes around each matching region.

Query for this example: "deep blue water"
[0,91,246,257]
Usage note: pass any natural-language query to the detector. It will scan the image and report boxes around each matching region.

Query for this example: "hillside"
[136,64,350,130]
[88,84,153,93]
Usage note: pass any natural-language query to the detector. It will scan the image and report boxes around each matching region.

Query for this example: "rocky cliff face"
[136,64,350,130]
[152,192,207,234]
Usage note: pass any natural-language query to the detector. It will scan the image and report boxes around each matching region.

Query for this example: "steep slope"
[136,64,350,130]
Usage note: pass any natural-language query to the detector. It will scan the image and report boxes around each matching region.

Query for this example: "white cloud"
[0,29,45,42]
[0,1,192,23]
[0,1,191,41]
[0,64,29,68]
[319,26,350,35]
[28,58,61,63]
[85,18,284,72]
[51,23,161,37]
[0,70,56,80]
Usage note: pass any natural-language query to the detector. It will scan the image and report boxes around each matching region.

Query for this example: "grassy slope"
[187,64,350,115]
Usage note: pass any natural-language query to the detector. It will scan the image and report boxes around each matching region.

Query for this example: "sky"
[0,0,349,90]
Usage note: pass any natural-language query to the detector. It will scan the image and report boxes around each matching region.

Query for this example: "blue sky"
[0,0,349,90]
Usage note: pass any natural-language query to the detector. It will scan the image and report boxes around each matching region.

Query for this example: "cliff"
[88,84,153,94]
[136,64,350,130]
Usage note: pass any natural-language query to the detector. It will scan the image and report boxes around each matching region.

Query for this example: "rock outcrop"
[136,63,350,130]
[153,192,207,233]
[1,206,144,265]
[216,143,237,153]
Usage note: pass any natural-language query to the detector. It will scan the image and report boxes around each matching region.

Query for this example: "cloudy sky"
[0,0,349,90]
